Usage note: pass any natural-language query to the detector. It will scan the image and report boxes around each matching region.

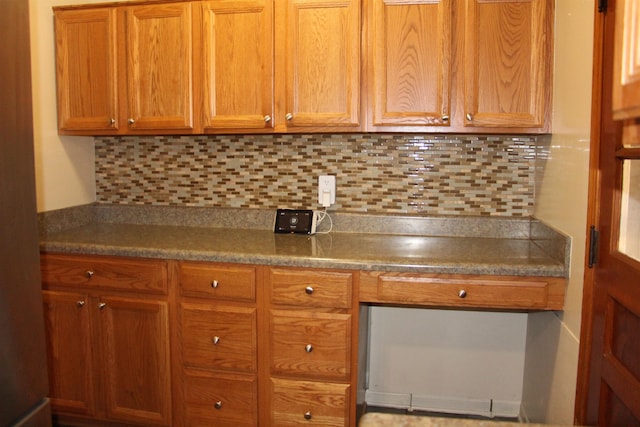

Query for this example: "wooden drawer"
[184,370,257,427]
[359,271,567,310]
[41,253,168,295]
[270,310,350,381]
[179,262,256,302]
[270,378,350,427]
[181,303,257,372]
[268,268,353,309]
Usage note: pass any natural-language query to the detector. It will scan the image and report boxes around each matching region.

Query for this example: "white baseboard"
[364,390,521,418]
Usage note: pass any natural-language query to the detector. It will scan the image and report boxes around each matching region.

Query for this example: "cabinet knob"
[285,113,293,121]
[85,270,94,279]
[211,280,219,288]
[109,118,116,126]
[76,300,85,308]
[98,302,107,310]
[305,344,313,353]
[465,113,473,121]
[264,115,272,123]
[305,286,314,295]
[441,114,449,122]
[128,118,135,125]
[214,401,222,410]
[304,411,312,420]
[458,289,467,298]
[212,336,220,345]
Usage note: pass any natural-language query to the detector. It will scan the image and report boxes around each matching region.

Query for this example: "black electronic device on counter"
[274,209,317,234]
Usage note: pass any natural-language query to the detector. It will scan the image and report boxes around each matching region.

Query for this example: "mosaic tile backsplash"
[95,134,536,216]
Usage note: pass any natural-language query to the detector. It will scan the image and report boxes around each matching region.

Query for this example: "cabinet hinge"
[588,225,600,268]
[598,0,608,13]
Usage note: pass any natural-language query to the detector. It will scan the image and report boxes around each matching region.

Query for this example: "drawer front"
[377,274,550,309]
[184,371,257,427]
[270,310,350,381]
[41,254,168,294]
[271,378,350,427]
[181,303,257,372]
[269,268,353,308]
[179,262,256,302]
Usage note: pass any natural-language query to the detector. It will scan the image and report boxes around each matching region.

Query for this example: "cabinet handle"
[212,336,220,345]
[85,270,94,279]
[98,302,107,310]
[76,300,85,308]
[285,113,293,121]
[211,280,219,288]
[305,286,314,295]
[305,344,313,353]
[441,114,449,122]
[109,118,116,126]
[264,115,272,123]
[214,401,222,410]
[304,411,312,420]
[458,290,467,298]
[465,113,473,121]
[128,118,135,125]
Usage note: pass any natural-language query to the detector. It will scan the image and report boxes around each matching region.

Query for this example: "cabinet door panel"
[613,0,640,119]
[99,296,171,426]
[463,0,552,129]
[279,0,360,128]
[369,0,451,127]
[124,3,193,131]
[199,1,274,131]
[42,291,96,416]
[54,8,118,132]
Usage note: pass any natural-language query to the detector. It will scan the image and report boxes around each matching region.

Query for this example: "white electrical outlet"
[318,175,336,207]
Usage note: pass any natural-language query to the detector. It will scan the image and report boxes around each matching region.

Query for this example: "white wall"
[29,0,116,212]
[521,0,594,423]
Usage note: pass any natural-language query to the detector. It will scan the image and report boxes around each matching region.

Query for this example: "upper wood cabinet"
[54,2,194,135]
[274,0,361,132]
[613,0,640,120]
[54,7,118,133]
[196,0,274,132]
[365,0,553,133]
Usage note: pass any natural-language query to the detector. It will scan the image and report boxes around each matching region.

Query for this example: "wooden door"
[197,0,274,132]
[54,7,118,134]
[366,0,451,129]
[275,0,360,130]
[462,0,552,130]
[576,0,640,424]
[122,3,194,132]
[99,295,172,426]
[42,291,96,417]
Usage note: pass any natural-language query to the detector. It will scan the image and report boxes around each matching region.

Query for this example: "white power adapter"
[318,175,336,207]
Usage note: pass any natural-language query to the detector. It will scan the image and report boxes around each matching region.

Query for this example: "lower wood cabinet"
[41,254,172,427]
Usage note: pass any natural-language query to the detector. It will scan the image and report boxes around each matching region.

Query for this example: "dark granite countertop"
[38,204,569,277]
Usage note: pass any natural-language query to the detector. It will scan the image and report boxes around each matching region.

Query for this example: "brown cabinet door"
[197,0,274,132]
[275,0,360,130]
[42,291,96,417]
[121,3,194,132]
[367,0,451,129]
[612,0,640,120]
[463,0,553,130]
[54,8,118,133]
[99,295,172,426]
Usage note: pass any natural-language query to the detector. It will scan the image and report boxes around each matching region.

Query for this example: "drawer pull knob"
[86,270,94,279]
[76,300,85,308]
[211,280,219,288]
[98,302,107,310]
[458,289,467,298]
[305,344,313,353]
[212,336,220,345]
[305,286,314,295]
[304,411,312,420]
[214,401,222,409]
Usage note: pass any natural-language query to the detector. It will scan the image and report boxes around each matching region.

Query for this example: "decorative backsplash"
[95,133,536,217]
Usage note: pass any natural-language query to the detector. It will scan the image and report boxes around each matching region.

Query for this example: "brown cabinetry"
[264,267,357,426]
[41,254,172,427]
[54,2,194,135]
[177,261,258,427]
